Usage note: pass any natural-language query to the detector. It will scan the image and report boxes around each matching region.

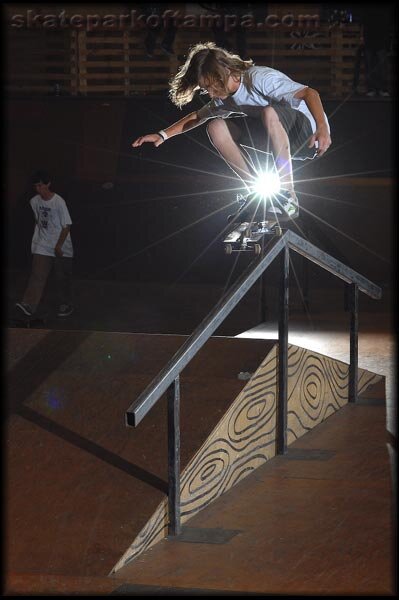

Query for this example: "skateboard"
[223,217,283,255]
[10,310,47,328]
[224,192,285,255]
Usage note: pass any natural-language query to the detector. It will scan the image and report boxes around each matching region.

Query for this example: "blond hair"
[169,42,253,108]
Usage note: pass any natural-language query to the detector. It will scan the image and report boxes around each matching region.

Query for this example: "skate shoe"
[15,302,33,316]
[57,304,74,317]
[276,190,299,220]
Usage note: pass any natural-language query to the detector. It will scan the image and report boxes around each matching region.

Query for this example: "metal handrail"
[125,229,382,536]
[126,230,381,427]
[286,231,381,298]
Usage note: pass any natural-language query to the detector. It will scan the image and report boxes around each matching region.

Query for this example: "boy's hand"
[55,245,64,257]
[132,133,164,148]
[309,125,331,157]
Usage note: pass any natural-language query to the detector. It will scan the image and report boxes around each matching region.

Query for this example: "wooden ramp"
[6,328,382,579]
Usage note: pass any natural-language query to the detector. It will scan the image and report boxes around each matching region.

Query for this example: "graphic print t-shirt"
[30,193,73,257]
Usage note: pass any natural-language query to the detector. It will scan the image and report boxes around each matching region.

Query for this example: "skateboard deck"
[223,218,283,255]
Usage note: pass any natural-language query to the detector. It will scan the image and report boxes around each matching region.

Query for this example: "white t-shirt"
[197,65,329,134]
[30,193,73,257]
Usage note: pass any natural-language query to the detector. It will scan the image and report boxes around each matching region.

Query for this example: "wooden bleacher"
[4,5,394,98]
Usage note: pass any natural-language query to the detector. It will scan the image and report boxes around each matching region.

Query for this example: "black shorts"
[228,102,317,161]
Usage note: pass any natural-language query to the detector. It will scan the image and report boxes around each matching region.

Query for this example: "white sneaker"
[15,302,33,316]
[57,304,74,317]
[278,192,299,220]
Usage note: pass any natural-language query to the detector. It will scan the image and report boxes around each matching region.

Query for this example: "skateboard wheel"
[275,226,282,236]
[225,244,233,255]
[254,244,262,255]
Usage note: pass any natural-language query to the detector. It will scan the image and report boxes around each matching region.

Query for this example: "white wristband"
[158,129,168,141]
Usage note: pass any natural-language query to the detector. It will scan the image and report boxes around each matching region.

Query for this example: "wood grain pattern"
[111,344,382,573]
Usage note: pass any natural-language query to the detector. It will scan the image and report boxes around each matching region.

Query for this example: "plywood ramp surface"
[6,329,382,578]
[6,329,273,578]
[113,344,382,572]
[113,403,392,596]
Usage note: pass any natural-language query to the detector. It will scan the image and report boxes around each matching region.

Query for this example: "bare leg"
[260,106,295,193]
[206,118,256,190]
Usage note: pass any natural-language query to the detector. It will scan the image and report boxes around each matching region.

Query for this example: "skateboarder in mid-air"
[132,42,331,221]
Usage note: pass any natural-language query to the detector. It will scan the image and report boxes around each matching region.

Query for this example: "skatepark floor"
[109,310,395,596]
[6,393,395,596]
[5,274,396,596]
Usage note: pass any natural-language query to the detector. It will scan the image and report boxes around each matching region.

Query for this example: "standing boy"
[15,171,74,318]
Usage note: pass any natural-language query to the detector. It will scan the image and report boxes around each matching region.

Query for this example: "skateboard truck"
[223,218,283,255]
[223,188,298,254]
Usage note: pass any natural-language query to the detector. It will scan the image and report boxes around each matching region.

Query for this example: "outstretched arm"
[132,111,202,147]
[294,87,332,156]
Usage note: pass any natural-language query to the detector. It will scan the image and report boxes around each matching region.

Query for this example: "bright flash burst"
[251,170,281,199]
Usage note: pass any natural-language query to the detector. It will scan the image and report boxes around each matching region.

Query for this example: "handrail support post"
[277,246,289,455]
[349,283,359,403]
[167,376,181,536]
